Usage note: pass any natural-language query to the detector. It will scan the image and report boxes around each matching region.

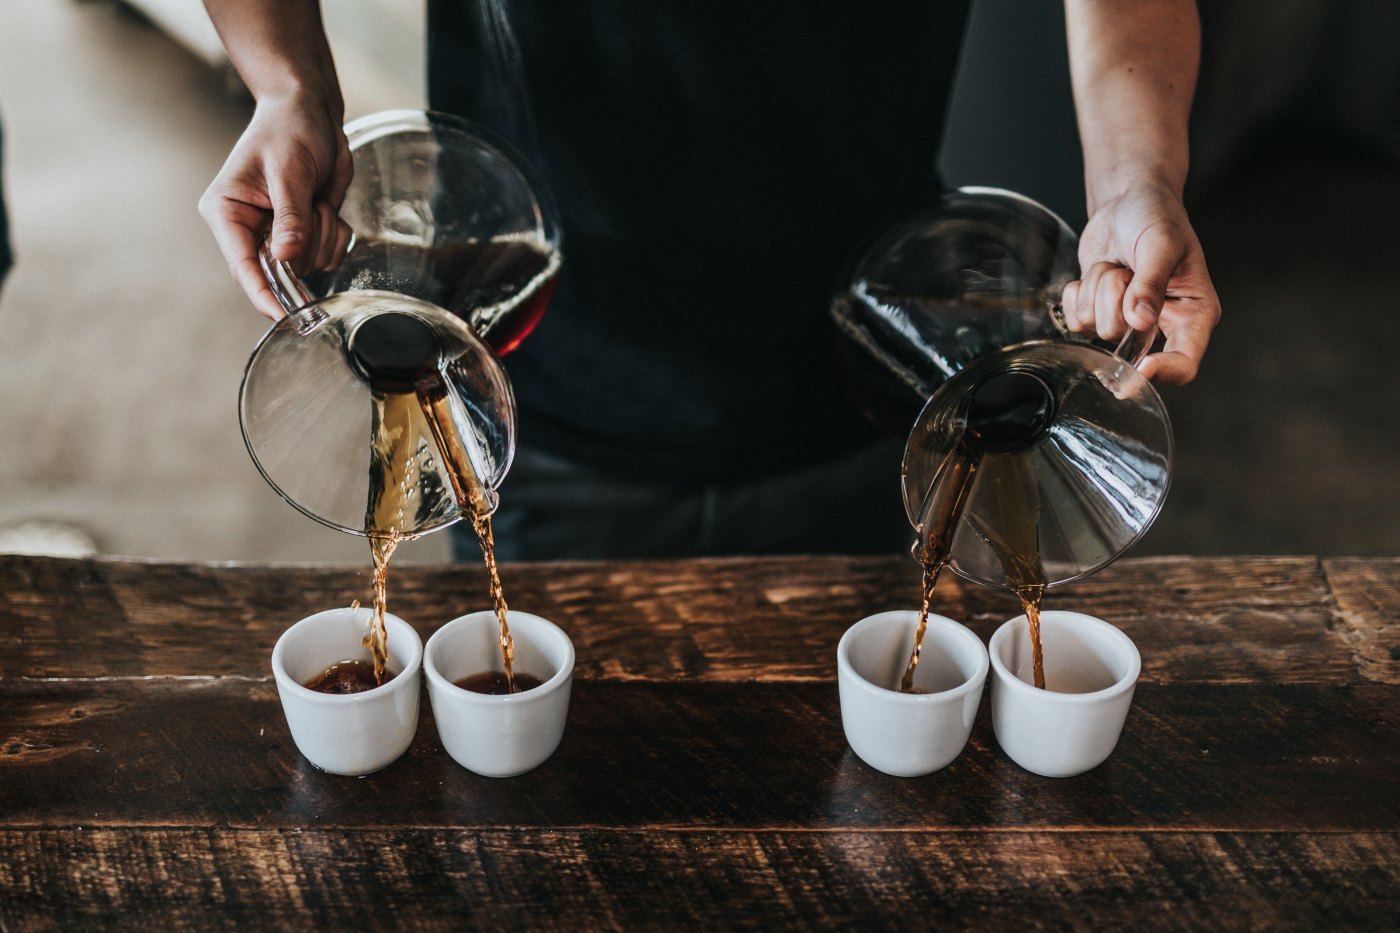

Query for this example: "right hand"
[199,92,353,320]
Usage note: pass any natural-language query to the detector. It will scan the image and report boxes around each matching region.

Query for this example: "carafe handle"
[258,235,315,316]
[1113,324,1159,369]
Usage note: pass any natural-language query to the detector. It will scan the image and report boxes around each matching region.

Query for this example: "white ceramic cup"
[989,610,1140,778]
[424,610,575,777]
[837,610,989,777]
[270,607,423,776]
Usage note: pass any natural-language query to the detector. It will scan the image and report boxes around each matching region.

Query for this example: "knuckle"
[274,206,306,226]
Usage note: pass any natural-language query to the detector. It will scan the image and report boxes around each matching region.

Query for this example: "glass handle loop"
[1114,325,1158,370]
[258,235,315,316]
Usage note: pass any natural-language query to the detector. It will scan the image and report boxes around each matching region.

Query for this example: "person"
[200,0,1221,561]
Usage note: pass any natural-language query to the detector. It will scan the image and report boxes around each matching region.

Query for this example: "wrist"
[1086,160,1186,216]
[252,80,345,128]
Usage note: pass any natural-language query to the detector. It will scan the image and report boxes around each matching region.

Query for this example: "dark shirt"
[428,1,970,481]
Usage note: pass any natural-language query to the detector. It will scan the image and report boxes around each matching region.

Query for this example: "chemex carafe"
[239,110,562,536]
[831,187,1171,589]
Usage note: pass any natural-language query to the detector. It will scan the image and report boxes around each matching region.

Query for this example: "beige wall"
[0,0,446,563]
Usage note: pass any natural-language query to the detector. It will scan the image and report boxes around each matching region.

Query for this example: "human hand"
[1060,179,1221,385]
[198,91,352,320]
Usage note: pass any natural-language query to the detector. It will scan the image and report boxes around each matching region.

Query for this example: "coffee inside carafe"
[320,235,561,357]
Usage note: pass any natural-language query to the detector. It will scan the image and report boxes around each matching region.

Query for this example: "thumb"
[266,162,318,263]
[1124,225,1185,330]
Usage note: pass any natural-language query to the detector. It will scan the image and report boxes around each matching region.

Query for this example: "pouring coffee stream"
[350,311,517,690]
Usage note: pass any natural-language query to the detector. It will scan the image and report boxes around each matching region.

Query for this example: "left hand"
[1061,179,1221,385]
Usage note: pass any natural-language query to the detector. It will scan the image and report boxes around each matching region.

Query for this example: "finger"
[287,207,320,279]
[1072,261,1114,332]
[1138,300,1215,385]
[232,254,287,321]
[1125,225,1188,330]
[312,200,341,271]
[200,194,285,319]
[325,133,354,211]
[218,225,283,321]
[1094,265,1133,342]
[328,215,353,273]
[1059,281,1081,330]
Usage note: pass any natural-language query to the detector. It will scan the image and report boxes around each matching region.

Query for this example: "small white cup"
[989,610,1140,778]
[837,610,989,777]
[424,610,575,777]
[270,607,423,776]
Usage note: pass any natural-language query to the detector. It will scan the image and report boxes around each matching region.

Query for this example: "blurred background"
[0,0,1396,564]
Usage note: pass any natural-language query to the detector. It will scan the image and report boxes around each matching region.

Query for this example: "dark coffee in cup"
[305,659,395,694]
[455,671,545,695]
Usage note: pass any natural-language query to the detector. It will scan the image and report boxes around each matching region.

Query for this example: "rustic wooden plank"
[1,828,1396,931]
[1041,555,1356,684]
[1324,558,1400,685]
[0,553,925,681]
[3,681,1396,832]
[0,554,1361,683]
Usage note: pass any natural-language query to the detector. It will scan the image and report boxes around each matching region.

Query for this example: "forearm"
[203,0,343,117]
[1064,0,1199,212]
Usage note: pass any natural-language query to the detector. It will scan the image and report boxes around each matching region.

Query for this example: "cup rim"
[988,610,1140,702]
[424,609,575,700]
[271,607,423,704]
[837,609,989,702]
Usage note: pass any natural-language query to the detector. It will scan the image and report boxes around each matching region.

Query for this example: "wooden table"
[2,553,1398,929]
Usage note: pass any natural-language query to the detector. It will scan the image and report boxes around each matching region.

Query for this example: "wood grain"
[4,554,1400,927]
[2,828,1396,931]
[1325,558,1400,685]
[4,680,1397,832]
[0,554,1366,682]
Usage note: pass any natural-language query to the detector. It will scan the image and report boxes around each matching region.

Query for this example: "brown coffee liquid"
[965,374,1052,689]
[899,438,980,693]
[416,392,519,695]
[317,235,561,356]
[305,659,394,694]
[455,670,545,695]
[1017,582,1047,690]
[900,371,1055,692]
[363,386,427,686]
[355,314,453,686]
[355,312,521,695]
[438,236,560,356]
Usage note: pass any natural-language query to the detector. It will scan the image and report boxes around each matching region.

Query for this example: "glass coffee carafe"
[239,110,561,537]
[831,187,1172,588]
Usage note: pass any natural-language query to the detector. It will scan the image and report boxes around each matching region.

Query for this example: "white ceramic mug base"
[425,610,575,778]
[271,607,423,776]
[989,610,1140,778]
[837,610,989,777]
